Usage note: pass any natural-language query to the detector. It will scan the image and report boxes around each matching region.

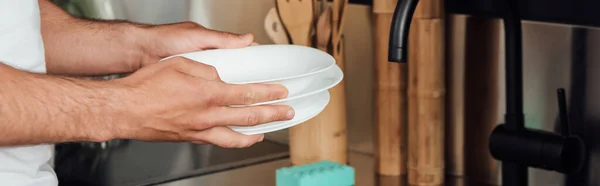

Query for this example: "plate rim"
[160,44,336,84]
[229,90,331,134]
[232,64,342,107]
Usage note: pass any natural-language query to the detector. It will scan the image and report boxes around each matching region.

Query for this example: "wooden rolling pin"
[408,0,445,185]
[373,0,406,176]
[463,16,501,186]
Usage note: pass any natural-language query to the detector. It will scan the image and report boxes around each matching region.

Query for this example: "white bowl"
[229,90,330,135]
[160,45,337,134]
[161,44,335,84]
[231,64,343,107]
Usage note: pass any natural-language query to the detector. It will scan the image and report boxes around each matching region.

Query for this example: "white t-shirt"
[0,0,58,185]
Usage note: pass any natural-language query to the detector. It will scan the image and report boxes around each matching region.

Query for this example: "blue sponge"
[276,160,355,186]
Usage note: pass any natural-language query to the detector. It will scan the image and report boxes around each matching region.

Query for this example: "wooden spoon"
[313,0,319,18]
[332,0,347,56]
[316,6,332,52]
[276,0,314,46]
[336,0,348,41]
[264,7,290,44]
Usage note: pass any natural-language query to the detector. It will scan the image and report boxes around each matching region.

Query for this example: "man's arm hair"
[38,0,150,76]
[0,63,126,146]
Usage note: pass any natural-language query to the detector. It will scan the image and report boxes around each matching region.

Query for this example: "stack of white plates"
[163,45,343,135]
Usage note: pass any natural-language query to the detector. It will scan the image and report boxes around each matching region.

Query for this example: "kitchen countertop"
[54,137,494,186]
[54,139,289,186]
[154,151,483,186]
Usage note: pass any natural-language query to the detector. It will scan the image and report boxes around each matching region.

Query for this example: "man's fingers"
[191,140,209,145]
[196,29,255,49]
[168,57,222,81]
[214,83,289,105]
[190,127,265,148]
[199,105,294,127]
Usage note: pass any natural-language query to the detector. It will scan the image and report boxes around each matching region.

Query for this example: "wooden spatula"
[335,0,347,41]
[316,6,332,51]
[332,0,347,57]
[264,7,290,44]
[276,0,314,46]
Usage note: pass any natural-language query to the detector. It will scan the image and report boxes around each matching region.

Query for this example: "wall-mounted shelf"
[350,0,600,28]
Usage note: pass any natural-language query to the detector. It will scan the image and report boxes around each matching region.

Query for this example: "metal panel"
[349,0,600,28]
[446,0,600,28]
[55,140,289,186]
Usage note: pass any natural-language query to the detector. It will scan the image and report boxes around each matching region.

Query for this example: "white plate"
[231,64,343,107]
[161,44,335,84]
[229,90,330,135]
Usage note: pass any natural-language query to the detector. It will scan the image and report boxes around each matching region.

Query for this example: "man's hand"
[38,0,257,76]
[0,57,294,148]
[112,57,292,147]
[138,22,259,67]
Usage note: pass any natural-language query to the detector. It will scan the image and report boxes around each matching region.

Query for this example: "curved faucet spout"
[388,0,419,63]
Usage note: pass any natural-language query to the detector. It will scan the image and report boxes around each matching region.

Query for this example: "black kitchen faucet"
[387,0,586,185]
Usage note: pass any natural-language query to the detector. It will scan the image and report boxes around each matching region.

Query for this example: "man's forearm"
[39,0,150,76]
[0,63,126,146]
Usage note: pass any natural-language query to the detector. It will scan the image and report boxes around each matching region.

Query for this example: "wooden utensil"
[331,0,347,56]
[321,0,328,13]
[313,0,319,18]
[264,7,290,44]
[332,0,340,48]
[276,0,314,46]
[330,0,347,65]
[334,0,347,42]
[311,0,319,47]
[373,0,406,176]
[316,6,332,51]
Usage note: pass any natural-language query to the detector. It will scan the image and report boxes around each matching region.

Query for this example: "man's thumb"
[200,29,254,49]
